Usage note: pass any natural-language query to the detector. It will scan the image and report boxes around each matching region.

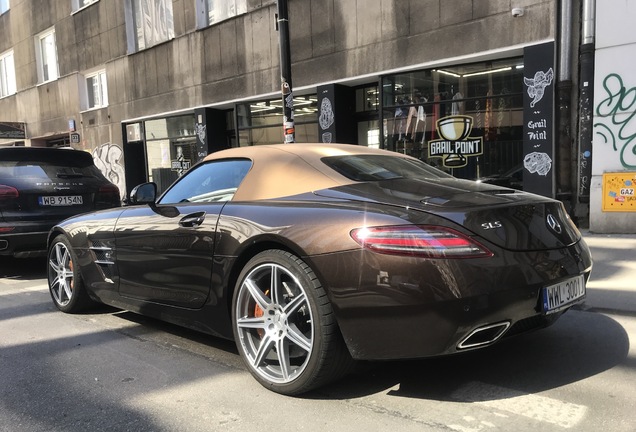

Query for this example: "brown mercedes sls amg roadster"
[47,144,592,395]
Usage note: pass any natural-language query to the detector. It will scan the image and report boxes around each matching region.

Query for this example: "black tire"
[47,234,94,313]
[232,249,352,395]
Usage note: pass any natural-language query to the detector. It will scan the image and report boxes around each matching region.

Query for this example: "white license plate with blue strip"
[542,275,585,314]
[38,195,83,206]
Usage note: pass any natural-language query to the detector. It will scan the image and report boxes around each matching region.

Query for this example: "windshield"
[322,154,453,182]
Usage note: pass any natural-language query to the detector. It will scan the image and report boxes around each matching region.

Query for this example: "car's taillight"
[96,183,121,207]
[0,185,19,203]
[350,225,493,259]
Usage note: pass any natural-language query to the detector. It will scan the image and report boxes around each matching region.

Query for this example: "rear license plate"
[542,275,585,314]
[38,195,83,206]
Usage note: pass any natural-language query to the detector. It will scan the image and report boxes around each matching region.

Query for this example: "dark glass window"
[236,95,318,146]
[322,155,453,182]
[356,86,379,113]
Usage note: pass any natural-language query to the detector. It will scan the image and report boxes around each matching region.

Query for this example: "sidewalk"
[579,231,636,316]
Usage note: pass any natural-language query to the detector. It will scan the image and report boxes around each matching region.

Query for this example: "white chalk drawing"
[319,97,335,131]
[524,151,552,176]
[524,68,554,108]
[195,123,206,143]
[93,143,126,200]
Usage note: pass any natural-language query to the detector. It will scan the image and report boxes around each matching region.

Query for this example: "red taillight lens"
[350,225,493,259]
[0,185,19,202]
[96,183,121,206]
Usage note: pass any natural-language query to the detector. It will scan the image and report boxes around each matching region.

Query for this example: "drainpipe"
[575,0,595,223]
[276,0,295,143]
[556,0,574,211]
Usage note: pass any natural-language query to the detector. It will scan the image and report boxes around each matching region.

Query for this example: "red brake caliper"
[254,289,270,338]
[69,259,74,291]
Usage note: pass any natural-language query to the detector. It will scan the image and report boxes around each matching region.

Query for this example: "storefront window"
[382,58,524,184]
[357,120,380,148]
[356,86,379,112]
[355,85,380,148]
[236,95,318,146]
[144,114,197,194]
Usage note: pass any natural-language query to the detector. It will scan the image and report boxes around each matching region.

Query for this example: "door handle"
[179,211,206,228]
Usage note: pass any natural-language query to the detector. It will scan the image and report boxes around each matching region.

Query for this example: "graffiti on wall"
[594,73,636,169]
[93,143,126,200]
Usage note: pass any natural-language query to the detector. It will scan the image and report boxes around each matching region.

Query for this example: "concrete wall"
[589,0,636,233]
[0,0,557,192]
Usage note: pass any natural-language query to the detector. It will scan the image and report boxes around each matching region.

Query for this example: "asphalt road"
[1,245,635,432]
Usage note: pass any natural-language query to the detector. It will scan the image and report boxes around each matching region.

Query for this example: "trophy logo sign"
[428,115,483,168]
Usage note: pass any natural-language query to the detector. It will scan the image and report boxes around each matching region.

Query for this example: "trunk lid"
[314,178,581,251]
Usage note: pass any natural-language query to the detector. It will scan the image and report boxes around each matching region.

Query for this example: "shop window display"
[382,58,525,185]
[144,115,197,195]
[236,95,318,146]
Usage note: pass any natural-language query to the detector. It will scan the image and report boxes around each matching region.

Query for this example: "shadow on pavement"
[312,310,629,401]
[0,256,47,280]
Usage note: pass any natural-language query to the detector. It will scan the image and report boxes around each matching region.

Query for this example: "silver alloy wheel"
[235,262,314,384]
[49,241,74,307]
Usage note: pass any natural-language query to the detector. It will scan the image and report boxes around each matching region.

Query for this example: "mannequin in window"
[451,91,464,115]
[392,97,409,140]
[406,94,428,144]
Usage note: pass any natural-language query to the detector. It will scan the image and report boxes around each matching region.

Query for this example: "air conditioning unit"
[126,123,143,141]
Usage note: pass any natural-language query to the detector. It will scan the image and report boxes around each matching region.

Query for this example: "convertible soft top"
[203,143,402,201]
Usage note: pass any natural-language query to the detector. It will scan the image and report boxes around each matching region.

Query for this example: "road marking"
[451,381,587,429]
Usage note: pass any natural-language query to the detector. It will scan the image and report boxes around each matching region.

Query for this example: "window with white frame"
[127,0,174,52]
[84,70,108,109]
[0,0,9,15]
[35,29,59,83]
[198,0,247,27]
[72,0,99,13]
[0,50,16,98]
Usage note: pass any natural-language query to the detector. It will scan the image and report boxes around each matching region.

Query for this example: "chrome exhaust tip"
[0,240,8,251]
[457,321,511,350]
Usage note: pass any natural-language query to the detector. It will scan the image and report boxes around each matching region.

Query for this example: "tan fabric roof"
[203,144,399,201]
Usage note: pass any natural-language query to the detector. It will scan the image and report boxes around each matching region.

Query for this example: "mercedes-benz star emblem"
[546,213,562,234]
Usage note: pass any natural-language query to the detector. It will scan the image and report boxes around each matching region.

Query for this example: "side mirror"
[129,182,157,205]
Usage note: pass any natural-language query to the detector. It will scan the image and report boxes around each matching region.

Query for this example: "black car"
[0,147,121,258]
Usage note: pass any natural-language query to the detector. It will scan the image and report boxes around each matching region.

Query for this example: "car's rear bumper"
[0,227,50,258]
[308,239,593,360]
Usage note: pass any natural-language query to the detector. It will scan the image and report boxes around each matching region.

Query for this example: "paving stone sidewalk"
[580,231,636,315]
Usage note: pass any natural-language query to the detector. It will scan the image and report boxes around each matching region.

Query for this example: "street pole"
[276,0,295,143]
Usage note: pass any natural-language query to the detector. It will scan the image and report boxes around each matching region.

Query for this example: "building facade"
[589,0,636,233]
[2,0,627,231]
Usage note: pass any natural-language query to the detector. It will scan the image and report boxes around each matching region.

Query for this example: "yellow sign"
[602,172,636,212]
